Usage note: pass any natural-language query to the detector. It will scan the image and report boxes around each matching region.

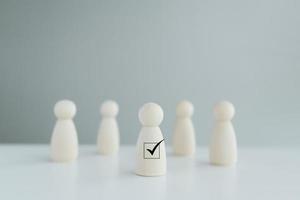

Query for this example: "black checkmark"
[146,139,164,156]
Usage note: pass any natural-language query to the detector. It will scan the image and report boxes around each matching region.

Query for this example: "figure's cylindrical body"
[173,118,196,156]
[136,127,166,176]
[97,118,120,155]
[209,121,237,165]
[50,120,78,162]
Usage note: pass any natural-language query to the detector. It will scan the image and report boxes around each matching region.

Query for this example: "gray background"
[0,0,299,146]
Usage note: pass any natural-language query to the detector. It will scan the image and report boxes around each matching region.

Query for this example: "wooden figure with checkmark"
[135,103,166,176]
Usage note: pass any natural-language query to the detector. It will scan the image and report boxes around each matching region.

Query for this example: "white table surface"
[0,145,299,200]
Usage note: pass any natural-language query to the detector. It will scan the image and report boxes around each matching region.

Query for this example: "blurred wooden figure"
[50,100,78,162]
[97,100,120,155]
[172,100,196,156]
[209,101,237,166]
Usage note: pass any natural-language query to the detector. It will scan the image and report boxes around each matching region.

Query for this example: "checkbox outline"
[143,142,161,159]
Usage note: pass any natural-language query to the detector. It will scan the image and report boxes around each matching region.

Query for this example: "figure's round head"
[139,102,164,126]
[213,101,235,121]
[176,100,194,117]
[54,100,76,119]
[100,100,119,117]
